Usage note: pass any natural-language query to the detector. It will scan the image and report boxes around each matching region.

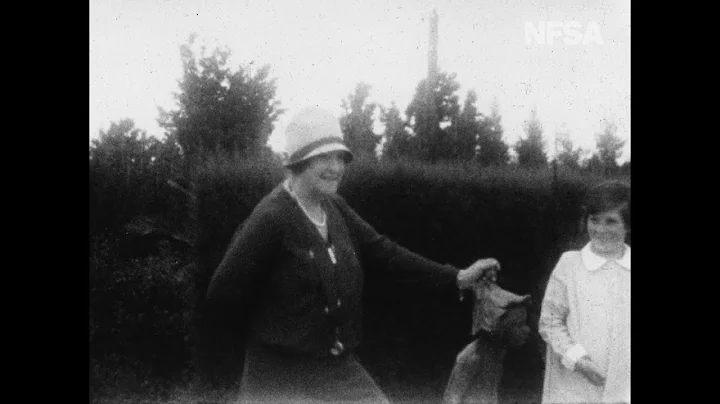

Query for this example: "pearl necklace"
[286,180,327,227]
[297,198,327,227]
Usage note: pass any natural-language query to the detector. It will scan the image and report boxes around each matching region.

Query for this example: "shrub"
[189,156,617,298]
[90,153,627,402]
[89,235,195,400]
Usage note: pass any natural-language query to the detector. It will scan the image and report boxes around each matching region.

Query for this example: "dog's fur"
[442,283,531,404]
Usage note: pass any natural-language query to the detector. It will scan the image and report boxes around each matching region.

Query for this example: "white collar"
[581,242,631,272]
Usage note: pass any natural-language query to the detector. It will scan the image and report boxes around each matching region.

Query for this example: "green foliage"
[89,235,195,400]
[593,120,626,173]
[340,82,381,161]
[619,160,631,176]
[90,119,157,174]
[90,120,186,236]
[405,71,462,162]
[89,151,627,401]
[582,153,604,175]
[515,108,548,169]
[477,100,510,166]
[379,102,413,162]
[191,156,607,298]
[157,34,284,172]
[451,90,481,161]
[380,88,509,166]
[90,121,198,398]
[555,130,586,170]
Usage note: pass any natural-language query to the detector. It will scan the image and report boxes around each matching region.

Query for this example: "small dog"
[442,281,532,404]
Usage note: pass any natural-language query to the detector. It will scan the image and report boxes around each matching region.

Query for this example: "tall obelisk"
[423,8,440,162]
[428,9,438,86]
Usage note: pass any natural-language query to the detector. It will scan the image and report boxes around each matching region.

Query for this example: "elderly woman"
[206,106,500,404]
[539,180,631,404]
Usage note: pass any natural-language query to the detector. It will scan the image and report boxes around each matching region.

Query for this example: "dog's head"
[472,282,531,349]
[496,303,531,348]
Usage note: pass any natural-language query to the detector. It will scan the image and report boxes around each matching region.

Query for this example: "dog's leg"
[463,342,506,404]
[442,340,483,404]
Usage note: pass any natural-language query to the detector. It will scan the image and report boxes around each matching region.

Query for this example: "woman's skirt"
[236,342,391,404]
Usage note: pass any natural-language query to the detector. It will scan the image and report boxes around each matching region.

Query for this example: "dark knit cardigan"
[206,183,460,359]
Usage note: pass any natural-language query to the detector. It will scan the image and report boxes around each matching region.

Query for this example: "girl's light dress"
[539,243,630,403]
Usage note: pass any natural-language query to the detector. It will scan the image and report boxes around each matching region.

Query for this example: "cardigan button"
[324,299,342,314]
[330,340,344,356]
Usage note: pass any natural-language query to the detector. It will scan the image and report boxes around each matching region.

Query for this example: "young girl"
[539,180,630,403]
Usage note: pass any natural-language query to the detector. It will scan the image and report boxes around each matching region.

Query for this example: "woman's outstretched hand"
[456,258,500,290]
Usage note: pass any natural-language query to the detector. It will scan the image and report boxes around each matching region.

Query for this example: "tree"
[90,119,159,179]
[340,82,381,161]
[158,34,283,175]
[151,132,184,184]
[405,71,461,162]
[555,131,585,170]
[619,160,631,176]
[477,99,510,166]
[514,108,548,169]
[90,119,184,189]
[583,153,604,175]
[594,120,626,172]
[379,102,413,162]
[90,119,185,233]
[452,90,481,160]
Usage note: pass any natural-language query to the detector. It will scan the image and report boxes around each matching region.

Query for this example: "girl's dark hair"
[582,180,631,230]
[570,180,631,247]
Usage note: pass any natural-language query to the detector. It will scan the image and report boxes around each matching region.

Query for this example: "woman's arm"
[332,195,465,289]
[206,208,280,308]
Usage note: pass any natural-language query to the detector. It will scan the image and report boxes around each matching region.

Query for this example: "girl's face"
[587,207,628,255]
[299,151,346,197]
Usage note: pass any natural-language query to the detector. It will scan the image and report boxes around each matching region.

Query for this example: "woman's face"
[587,207,628,254]
[299,151,346,197]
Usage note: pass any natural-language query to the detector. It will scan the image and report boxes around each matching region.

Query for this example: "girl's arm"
[538,254,587,370]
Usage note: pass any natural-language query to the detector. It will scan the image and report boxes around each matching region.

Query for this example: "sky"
[90,0,630,163]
